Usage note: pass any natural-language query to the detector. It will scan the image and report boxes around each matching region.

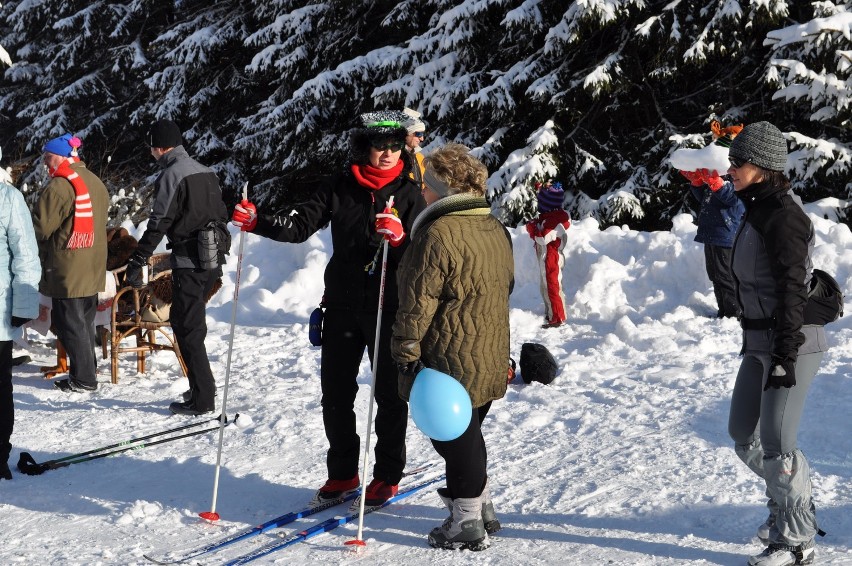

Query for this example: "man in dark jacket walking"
[125,119,228,416]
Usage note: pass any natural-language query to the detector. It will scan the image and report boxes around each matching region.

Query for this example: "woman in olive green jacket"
[392,143,513,551]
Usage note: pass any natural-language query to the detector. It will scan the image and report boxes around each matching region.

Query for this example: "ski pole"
[16,416,223,475]
[200,181,248,522]
[17,418,231,475]
[346,197,394,550]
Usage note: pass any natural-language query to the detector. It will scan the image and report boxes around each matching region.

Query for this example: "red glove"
[678,170,704,186]
[376,206,405,246]
[232,200,257,231]
[699,168,724,192]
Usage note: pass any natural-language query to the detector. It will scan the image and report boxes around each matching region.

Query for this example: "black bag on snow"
[803,269,844,325]
[519,343,559,385]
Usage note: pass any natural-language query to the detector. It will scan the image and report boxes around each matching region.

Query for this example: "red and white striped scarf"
[51,156,94,249]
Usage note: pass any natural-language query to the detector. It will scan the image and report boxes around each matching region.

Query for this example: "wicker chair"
[107,253,187,384]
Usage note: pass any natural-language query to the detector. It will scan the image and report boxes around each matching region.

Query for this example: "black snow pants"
[52,296,98,387]
[431,401,492,499]
[704,244,739,318]
[170,268,219,411]
[319,307,407,485]
[0,341,12,465]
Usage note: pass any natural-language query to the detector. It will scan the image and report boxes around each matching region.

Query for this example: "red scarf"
[51,156,94,249]
[351,161,404,190]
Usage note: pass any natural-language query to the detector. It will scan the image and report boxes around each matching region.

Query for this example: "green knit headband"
[366,120,403,129]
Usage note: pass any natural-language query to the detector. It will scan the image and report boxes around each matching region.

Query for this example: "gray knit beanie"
[728,121,788,172]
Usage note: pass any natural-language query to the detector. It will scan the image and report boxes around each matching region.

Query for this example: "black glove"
[10,316,31,328]
[765,356,796,390]
[397,360,424,378]
[124,253,147,289]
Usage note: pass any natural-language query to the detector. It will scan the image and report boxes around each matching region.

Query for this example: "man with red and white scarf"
[33,134,108,392]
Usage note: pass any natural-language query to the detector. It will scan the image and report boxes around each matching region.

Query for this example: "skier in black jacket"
[232,111,426,506]
[725,121,827,566]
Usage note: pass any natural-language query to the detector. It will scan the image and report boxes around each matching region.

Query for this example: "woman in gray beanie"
[726,121,826,566]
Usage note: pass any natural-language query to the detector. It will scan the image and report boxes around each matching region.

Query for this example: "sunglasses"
[413,132,425,138]
[729,156,746,168]
[371,142,404,152]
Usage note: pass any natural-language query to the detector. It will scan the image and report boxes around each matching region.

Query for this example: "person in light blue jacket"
[0,163,42,480]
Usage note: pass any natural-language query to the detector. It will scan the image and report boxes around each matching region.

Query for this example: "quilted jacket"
[392,194,514,407]
[689,180,744,247]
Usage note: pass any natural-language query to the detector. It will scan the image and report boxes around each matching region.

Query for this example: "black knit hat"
[146,119,183,148]
[728,121,788,172]
[349,110,408,164]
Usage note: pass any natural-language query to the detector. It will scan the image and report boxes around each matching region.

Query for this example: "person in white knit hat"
[402,107,427,189]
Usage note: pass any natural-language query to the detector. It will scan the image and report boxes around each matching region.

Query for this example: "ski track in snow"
[1,213,851,565]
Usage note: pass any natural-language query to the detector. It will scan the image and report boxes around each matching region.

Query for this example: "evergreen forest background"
[0,0,849,230]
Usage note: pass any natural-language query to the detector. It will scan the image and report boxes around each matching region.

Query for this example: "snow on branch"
[545,0,643,54]
[583,53,622,97]
[464,60,536,111]
[764,11,852,49]
[787,130,852,185]
[244,4,324,73]
[601,188,645,222]
[683,0,744,62]
[765,10,852,125]
[53,4,100,38]
[487,120,559,223]
[504,0,545,28]
[469,126,509,169]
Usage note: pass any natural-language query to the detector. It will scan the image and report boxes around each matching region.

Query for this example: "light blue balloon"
[409,368,472,441]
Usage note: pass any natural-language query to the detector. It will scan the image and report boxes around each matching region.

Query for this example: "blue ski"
[143,463,435,564]
[222,474,445,565]
[143,493,357,564]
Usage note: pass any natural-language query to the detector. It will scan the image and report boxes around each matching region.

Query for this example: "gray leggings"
[728,351,822,456]
[728,351,823,546]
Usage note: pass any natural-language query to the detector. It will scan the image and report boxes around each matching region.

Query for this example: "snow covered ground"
[2,204,851,565]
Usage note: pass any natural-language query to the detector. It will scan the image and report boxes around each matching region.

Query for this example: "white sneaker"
[748,544,815,566]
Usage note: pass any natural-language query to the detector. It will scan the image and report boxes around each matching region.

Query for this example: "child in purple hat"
[526,181,571,328]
